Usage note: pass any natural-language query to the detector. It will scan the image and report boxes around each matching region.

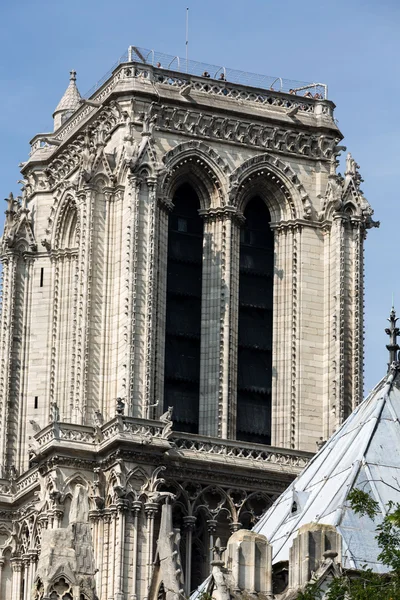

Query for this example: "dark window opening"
[40,268,44,288]
[237,197,273,445]
[34,396,38,409]
[164,183,203,433]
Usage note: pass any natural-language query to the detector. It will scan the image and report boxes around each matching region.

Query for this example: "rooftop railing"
[84,45,328,100]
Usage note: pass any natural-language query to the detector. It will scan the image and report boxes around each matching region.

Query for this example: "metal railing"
[84,45,328,99]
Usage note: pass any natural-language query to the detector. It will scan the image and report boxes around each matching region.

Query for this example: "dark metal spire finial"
[385,305,400,368]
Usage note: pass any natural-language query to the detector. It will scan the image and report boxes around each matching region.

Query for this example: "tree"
[298,488,400,600]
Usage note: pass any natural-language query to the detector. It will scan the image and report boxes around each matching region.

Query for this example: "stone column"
[0,253,17,469]
[142,177,158,419]
[125,175,141,418]
[28,552,38,600]
[198,208,241,439]
[102,512,111,600]
[89,511,100,592]
[109,506,118,599]
[75,184,96,424]
[22,555,30,600]
[207,519,218,571]
[270,223,300,449]
[153,197,172,417]
[0,557,4,595]
[115,499,128,600]
[349,219,365,409]
[10,557,22,600]
[230,522,242,533]
[144,501,158,597]
[130,500,142,600]
[183,516,196,596]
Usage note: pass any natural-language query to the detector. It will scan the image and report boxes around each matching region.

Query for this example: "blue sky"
[0,0,399,392]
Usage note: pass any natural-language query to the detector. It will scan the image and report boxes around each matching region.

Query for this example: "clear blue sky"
[0,0,399,393]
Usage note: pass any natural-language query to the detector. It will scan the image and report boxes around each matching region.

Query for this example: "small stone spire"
[53,70,82,131]
[385,305,400,368]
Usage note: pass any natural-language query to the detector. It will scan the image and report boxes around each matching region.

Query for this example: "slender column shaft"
[130,501,141,600]
[115,501,127,599]
[109,508,117,599]
[0,559,4,596]
[183,516,196,596]
[11,558,22,600]
[144,502,158,598]
[207,520,218,572]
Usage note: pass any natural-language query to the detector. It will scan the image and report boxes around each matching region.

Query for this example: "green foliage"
[347,488,379,520]
[198,593,213,600]
[297,580,322,600]
[296,489,400,599]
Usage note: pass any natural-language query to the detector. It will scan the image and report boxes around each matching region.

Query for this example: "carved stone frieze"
[156,104,339,161]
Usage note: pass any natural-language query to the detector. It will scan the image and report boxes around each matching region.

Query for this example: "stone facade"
[0,50,376,599]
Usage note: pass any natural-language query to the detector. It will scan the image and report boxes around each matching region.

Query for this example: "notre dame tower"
[0,47,376,599]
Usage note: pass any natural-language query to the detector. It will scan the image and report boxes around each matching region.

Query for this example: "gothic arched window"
[236,197,273,444]
[164,183,203,433]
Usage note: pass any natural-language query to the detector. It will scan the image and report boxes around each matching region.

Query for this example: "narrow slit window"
[34,397,38,409]
[40,268,44,288]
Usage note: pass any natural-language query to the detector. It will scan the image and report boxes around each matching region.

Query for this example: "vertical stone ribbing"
[0,256,16,470]
[322,224,332,441]
[98,189,112,417]
[153,199,170,418]
[291,226,299,449]
[199,215,221,437]
[16,258,34,472]
[126,176,140,417]
[75,185,95,424]
[227,218,241,439]
[7,256,29,468]
[127,177,141,417]
[143,178,157,418]
[338,217,346,424]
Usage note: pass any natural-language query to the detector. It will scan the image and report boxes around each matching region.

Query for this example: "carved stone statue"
[50,402,60,423]
[29,419,41,434]
[116,397,125,416]
[28,436,39,460]
[94,409,104,427]
[160,406,173,439]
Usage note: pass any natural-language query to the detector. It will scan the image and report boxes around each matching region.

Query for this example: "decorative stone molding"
[161,139,229,208]
[229,152,312,220]
[156,104,339,162]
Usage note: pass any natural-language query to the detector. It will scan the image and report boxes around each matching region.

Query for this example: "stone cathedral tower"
[0,47,376,599]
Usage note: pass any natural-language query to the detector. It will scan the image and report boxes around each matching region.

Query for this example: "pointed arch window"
[164,183,203,433]
[237,197,274,444]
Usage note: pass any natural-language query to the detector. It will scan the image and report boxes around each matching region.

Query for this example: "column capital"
[131,500,142,514]
[144,501,159,518]
[183,515,197,531]
[198,206,244,224]
[207,519,218,534]
[10,556,22,571]
[229,521,242,533]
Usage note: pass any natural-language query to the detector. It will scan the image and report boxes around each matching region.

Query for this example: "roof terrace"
[84,45,328,100]
[29,46,334,155]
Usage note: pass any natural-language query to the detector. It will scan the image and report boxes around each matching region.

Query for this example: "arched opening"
[164,183,203,433]
[237,196,273,444]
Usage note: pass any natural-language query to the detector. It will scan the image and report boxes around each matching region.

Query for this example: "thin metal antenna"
[186,7,189,72]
